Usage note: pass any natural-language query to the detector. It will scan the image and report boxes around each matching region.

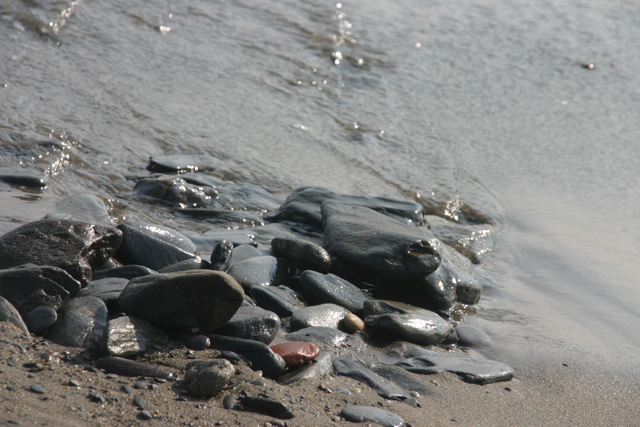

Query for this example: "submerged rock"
[298,271,368,315]
[370,365,441,397]
[118,270,244,332]
[56,194,114,227]
[271,237,331,273]
[48,296,108,350]
[322,201,442,284]
[426,215,494,264]
[133,175,219,208]
[77,277,129,313]
[148,155,219,173]
[249,285,299,318]
[101,315,166,357]
[397,355,515,385]
[340,405,405,427]
[184,359,235,396]
[454,325,492,348]
[0,219,122,287]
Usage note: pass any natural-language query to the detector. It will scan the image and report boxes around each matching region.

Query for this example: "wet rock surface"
[0,295,29,334]
[133,175,219,208]
[227,256,289,290]
[101,315,166,357]
[276,351,333,384]
[333,355,413,401]
[47,296,108,350]
[248,285,299,318]
[271,237,331,273]
[0,219,122,287]
[207,334,286,378]
[92,265,157,281]
[397,355,515,385]
[298,271,368,314]
[286,326,348,350]
[76,277,129,313]
[214,305,281,344]
[23,305,57,335]
[290,303,350,331]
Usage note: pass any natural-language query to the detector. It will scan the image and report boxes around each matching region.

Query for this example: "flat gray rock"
[0,296,29,335]
[396,355,515,385]
[363,300,451,346]
[249,285,299,318]
[322,201,442,284]
[77,277,129,313]
[271,237,331,273]
[214,305,280,344]
[333,355,412,401]
[340,405,405,427]
[118,270,244,332]
[0,219,122,287]
[276,351,333,384]
[48,296,108,350]
[227,256,289,290]
[101,315,166,357]
[286,326,348,351]
[298,271,368,315]
[290,303,350,332]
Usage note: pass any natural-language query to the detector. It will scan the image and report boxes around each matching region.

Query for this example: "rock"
[321,201,442,284]
[101,316,166,357]
[363,300,451,346]
[333,355,412,401]
[239,396,293,419]
[95,357,175,380]
[0,296,29,335]
[47,296,108,350]
[0,219,122,287]
[227,256,289,290]
[271,237,331,273]
[92,265,157,281]
[276,351,333,384]
[77,277,129,313]
[56,194,114,227]
[30,384,46,394]
[396,355,515,385]
[370,365,441,397]
[340,405,405,427]
[185,335,210,351]
[214,306,281,344]
[157,258,210,273]
[0,172,47,189]
[113,223,198,271]
[269,341,320,367]
[225,244,264,270]
[23,306,57,335]
[290,303,350,332]
[148,155,219,173]
[381,342,439,361]
[342,313,365,333]
[249,285,299,318]
[207,335,286,378]
[426,215,494,264]
[454,325,492,348]
[138,410,152,420]
[118,270,244,332]
[298,271,368,315]
[0,264,81,315]
[222,393,236,409]
[184,359,235,396]
[264,186,426,232]
[286,327,348,351]
[189,229,257,250]
[133,175,219,208]
[210,240,233,271]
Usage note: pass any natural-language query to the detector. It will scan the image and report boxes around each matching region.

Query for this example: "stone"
[23,306,57,335]
[264,186,426,232]
[30,384,46,394]
[286,327,347,351]
[321,201,442,284]
[0,219,122,287]
[101,316,166,357]
[174,209,265,227]
[210,240,233,271]
[249,285,298,318]
[214,306,281,344]
[56,194,114,227]
[186,335,211,350]
[227,256,289,290]
[396,355,515,385]
[340,405,405,427]
[95,357,176,380]
[342,313,365,333]
[157,258,209,273]
[271,237,331,273]
[134,396,147,408]
[363,300,451,346]
[113,223,198,271]
[118,270,244,332]
[333,355,412,401]
[454,325,492,348]
[0,172,47,189]
[239,396,293,419]
[269,341,320,367]
[276,351,333,384]
[0,296,29,335]
[0,264,81,316]
[184,359,235,396]
[426,215,494,264]
[370,365,441,397]
[148,155,219,173]
[290,303,350,332]
[47,296,108,350]
[298,271,368,315]
[133,175,219,208]
[77,277,129,313]
[222,393,236,409]
[381,342,439,360]
[225,244,264,270]
[92,265,157,281]
[207,335,286,378]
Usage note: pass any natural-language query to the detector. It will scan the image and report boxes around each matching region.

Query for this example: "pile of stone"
[0,161,511,424]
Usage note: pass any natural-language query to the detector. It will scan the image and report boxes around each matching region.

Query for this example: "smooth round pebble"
[139,410,153,420]
[340,405,405,427]
[30,384,45,394]
[186,335,211,350]
[342,313,365,333]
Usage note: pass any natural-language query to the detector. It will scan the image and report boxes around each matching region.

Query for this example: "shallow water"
[1,0,639,374]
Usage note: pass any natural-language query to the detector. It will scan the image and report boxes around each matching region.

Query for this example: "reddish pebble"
[269,341,320,367]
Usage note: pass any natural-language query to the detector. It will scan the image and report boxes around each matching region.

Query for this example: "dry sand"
[1,322,639,427]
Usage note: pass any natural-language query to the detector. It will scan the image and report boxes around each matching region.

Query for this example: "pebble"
[186,335,211,350]
[290,304,350,331]
[134,396,147,409]
[47,296,108,351]
[271,236,332,273]
[122,384,134,394]
[397,355,515,385]
[342,313,365,333]
[227,256,289,290]
[134,381,150,390]
[184,359,235,396]
[27,304,59,335]
[222,393,236,409]
[30,384,45,394]
[138,410,153,420]
[297,271,368,314]
[269,341,321,367]
[340,405,405,427]
[215,305,281,344]
[96,357,175,380]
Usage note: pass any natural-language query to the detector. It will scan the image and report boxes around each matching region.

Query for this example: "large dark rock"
[133,175,219,208]
[118,270,244,332]
[113,223,198,271]
[396,355,515,385]
[0,264,81,315]
[264,186,426,232]
[271,237,331,273]
[77,277,129,313]
[249,285,299,318]
[47,296,108,350]
[363,300,451,346]
[0,219,122,287]
[227,256,289,290]
[214,306,280,344]
[207,335,286,378]
[298,271,368,315]
[322,201,442,284]
[0,295,29,335]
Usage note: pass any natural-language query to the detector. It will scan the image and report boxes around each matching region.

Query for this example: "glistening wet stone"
[24,306,57,335]
[0,219,122,287]
[227,256,289,290]
[271,237,331,273]
[96,357,175,380]
[101,315,166,357]
[118,270,244,332]
[426,215,494,264]
[396,355,515,385]
[340,405,405,427]
[214,305,281,344]
[286,327,348,351]
[298,271,368,315]
[276,351,333,384]
[47,296,108,350]
[290,303,350,332]
[224,244,263,270]
[249,285,298,318]
[77,277,129,313]
[333,355,412,401]
[92,265,157,281]
[0,296,29,335]
[148,154,219,173]
[133,175,219,208]
[56,194,114,227]
[157,258,210,273]
[210,240,233,271]
[207,335,286,378]
[321,201,442,284]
